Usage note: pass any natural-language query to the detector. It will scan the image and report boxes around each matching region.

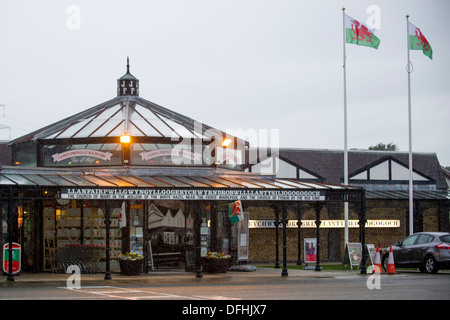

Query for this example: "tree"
[369,142,398,151]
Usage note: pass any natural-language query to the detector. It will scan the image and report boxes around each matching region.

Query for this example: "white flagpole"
[342,7,349,245]
[342,7,348,245]
[406,14,414,235]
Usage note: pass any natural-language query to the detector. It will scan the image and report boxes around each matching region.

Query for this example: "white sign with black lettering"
[60,188,326,201]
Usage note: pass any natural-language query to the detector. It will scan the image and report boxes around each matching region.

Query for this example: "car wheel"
[423,256,438,274]
[382,255,389,272]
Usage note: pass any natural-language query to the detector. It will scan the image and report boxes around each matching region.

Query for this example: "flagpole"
[342,7,349,246]
[406,14,414,235]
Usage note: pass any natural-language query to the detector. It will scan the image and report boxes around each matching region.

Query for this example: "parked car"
[382,232,450,274]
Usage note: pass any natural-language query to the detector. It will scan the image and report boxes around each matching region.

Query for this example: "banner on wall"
[304,238,317,263]
[238,212,249,261]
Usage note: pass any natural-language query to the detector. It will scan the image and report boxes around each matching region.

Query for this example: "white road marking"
[193,295,241,300]
[59,285,202,300]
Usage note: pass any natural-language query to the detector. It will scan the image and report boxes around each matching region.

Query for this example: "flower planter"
[119,259,142,275]
[204,258,230,273]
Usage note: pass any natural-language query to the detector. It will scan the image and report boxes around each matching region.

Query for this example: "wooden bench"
[153,252,181,268]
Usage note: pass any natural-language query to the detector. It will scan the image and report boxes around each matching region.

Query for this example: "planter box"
[119,259,142,275]
[204,258,230,273]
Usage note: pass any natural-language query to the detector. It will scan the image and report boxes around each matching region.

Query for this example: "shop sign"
[60,188,326,201]
[3,243,21,274]
[249,219,400,228]
[52,149,113,163]
[139,148,202,163]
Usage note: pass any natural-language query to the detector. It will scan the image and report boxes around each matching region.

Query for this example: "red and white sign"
[3,243,21,274]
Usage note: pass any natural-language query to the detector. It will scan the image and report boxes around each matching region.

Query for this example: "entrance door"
[17,200,41,272]
[146,201,190,270]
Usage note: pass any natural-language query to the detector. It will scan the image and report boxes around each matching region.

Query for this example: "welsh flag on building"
[119,201,126,229]
[228,200,244,224]
[344,14,380,49]
[408,22,433,60]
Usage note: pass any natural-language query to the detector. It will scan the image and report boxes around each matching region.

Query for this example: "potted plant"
[117,252,143,275]
[204,252,231,273]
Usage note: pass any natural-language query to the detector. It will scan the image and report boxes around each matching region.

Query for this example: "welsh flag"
[228,200,243,224]
[119,201,126,228]
[344,14,380,49]
[408,22,432,60]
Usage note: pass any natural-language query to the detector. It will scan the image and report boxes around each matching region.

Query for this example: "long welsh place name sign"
[249,220,401,229]
[60,187,326,201]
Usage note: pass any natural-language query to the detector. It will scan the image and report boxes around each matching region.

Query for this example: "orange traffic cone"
[373,246,382,273]
[386,246,396,274]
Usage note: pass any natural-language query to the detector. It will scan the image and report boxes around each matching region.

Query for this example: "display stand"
[343,243,362,270]
[147,240,154,271]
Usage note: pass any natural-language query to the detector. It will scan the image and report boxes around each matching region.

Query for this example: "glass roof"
[40,99,210,140]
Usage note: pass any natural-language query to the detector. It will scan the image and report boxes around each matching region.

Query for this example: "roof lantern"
[117,57,139,96]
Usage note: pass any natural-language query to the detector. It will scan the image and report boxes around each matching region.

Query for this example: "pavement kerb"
[0,267,362,288]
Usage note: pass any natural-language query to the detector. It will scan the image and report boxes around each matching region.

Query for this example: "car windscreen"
[439,235,450,243]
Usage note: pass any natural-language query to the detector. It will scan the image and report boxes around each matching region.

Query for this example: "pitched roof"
[8,95,248,149]
[277,148,448,190]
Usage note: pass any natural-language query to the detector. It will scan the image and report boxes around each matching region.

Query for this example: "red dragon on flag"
[228,200,243,224]
[350,19,374,44]
[414,28,431,53]
[408,21,433,60]
[344,13,380,49]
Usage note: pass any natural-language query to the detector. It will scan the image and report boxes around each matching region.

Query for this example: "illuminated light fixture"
[222,138,232,148]
[120,135,131,143]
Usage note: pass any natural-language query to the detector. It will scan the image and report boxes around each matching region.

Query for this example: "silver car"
[382,232,450,274]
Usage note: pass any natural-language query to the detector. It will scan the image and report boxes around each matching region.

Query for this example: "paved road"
[1,269,448,318]
[1,269,449,301]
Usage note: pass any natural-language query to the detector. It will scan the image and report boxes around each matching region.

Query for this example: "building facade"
[0,62,368,278]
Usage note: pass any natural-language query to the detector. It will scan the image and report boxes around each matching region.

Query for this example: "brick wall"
[246,199,448,263]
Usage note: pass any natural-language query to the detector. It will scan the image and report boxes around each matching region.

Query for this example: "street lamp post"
[104,201,111,280]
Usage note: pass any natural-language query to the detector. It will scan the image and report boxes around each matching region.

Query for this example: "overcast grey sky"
[0,0,449,166]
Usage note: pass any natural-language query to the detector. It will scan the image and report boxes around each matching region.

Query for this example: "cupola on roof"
[117,57,139,96]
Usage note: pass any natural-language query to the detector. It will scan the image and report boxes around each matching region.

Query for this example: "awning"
[366,189,450,200]
[0,172,364,202]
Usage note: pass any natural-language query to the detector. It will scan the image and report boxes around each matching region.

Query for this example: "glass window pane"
[60,175,97,187]
[22,174,58,186]
[2,174,36,185]
[401,235,419,246]
[0,174,16,185]
[41,175,77,186]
